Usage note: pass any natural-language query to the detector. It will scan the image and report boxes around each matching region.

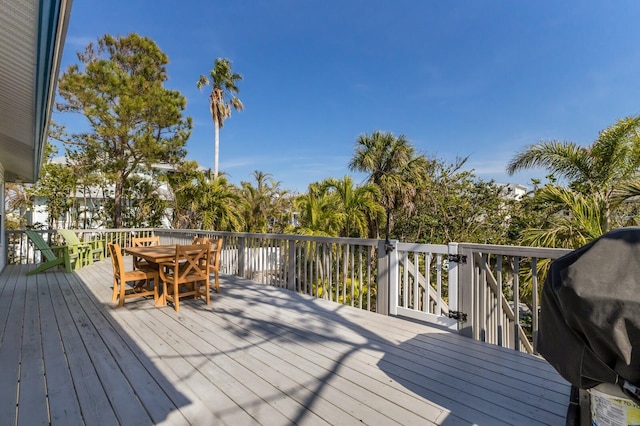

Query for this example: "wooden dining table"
[123,244,179,307]
[123,244,210,307]
[123,244,181,265]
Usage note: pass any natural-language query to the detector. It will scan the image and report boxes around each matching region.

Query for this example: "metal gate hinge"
[447,254,467,264]
[448,311,468,322]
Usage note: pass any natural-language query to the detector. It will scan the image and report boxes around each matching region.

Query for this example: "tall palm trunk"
[214,119,220,179]
[210,101,220,179]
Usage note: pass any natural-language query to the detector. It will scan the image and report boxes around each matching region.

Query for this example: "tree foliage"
[508,115,640,247]
[57,33,192,228]
[163,163,244,231]
[349,131,429,239]
[393,157,515,244]
[29,143,77,229]
[318,175,383,238]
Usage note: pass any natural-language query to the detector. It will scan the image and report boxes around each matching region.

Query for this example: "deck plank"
[78,262,256,425]
[1,261,571,425]
[214,280,568,424]
[37,269,84,426]
[185,294,452,425]
[47,268,120,426]
[16,272,49,426]
[0,264,26,425]
[215,284,516,425]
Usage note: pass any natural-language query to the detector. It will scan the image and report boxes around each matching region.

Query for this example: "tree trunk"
[214,119,220,179]
[114,170,124,228]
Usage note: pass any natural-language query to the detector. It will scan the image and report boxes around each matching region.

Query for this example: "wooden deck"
[0,260,570,425]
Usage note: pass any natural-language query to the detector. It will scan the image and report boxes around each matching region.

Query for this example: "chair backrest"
[193,236,210,245]
[25,230,57,261]
[210,238,223,270]
[58,229,82,246]
[193,237,222,270]
[175,244,210,282]
[132,236,160,247]
[108,243,124,280]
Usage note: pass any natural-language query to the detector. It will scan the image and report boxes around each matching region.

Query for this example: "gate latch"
[447,254,467,264]
[448,310,468,322]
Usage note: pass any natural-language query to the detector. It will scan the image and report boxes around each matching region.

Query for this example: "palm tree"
[240,170,287,233]
[197,58,244,179]
[199,174,244,231]
[162,162,243,230]
[507,115,640,246]
[294,183,338,236]
[319,176,383,238]
[349,131,428,239]
[520,186,605,248]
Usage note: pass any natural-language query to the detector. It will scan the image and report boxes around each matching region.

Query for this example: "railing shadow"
[199,275,569,425]
[22,256,571,425]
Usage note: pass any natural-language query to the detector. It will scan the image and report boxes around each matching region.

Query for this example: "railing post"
[287,240,296,291]
[237,236,246,278]
[447,243,459,330]
[377,239,398,316]
[457,244,475,338]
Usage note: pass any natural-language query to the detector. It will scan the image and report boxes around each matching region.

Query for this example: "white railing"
[153,229,381,312]
[5,228,575,354]
[457,243,572,354]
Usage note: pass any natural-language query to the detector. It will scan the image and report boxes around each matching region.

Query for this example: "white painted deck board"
[214,283,559,425]
[0,261,571,425]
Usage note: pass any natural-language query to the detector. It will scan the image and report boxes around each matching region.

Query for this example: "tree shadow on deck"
[204,275,566,425]
[189,276,557,424]
[377,331,570,425]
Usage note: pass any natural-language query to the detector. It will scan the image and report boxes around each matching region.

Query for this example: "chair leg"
[119,277,126,308]
[161,280,168,307]
[203,281,210,305]
[214,271,220,292]
[112,278,119,303]
[151,275,159,305]
[173,281,180,312]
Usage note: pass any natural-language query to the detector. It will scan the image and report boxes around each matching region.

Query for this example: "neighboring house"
[0,0,73,270]
[498,182,528,200]
[31,157,196,229]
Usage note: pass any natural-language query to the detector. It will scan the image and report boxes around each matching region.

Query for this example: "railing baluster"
[532,257,539,354]
[358,246,363,310]
[497,255,504,347]
[513,256,520,352]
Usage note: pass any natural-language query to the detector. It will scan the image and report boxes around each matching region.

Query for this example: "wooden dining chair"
[192,237,223,293]
[158,244,211,312]
[131,236,160,271]
[108,243,159,308]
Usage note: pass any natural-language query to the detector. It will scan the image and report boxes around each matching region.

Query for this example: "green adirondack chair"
[57,229,105,265]
[25,230,81,275]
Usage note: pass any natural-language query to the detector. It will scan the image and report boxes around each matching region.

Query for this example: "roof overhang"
[0,0,73,183]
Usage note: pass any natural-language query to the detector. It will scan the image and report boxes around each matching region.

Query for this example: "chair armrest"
[88,238,105,248]
[48,245,72,258]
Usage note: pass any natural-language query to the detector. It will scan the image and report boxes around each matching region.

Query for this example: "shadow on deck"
[0,261,570,425]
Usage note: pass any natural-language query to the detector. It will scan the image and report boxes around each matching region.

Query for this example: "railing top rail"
[74,228,156,233]
[459,242,572,259]
[396,242,450,254]
[152,228,380,247]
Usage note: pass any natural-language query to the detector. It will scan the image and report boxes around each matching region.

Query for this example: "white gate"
[388,242,460,330]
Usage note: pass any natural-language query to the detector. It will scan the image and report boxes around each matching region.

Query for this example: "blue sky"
[55,1,640,193]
